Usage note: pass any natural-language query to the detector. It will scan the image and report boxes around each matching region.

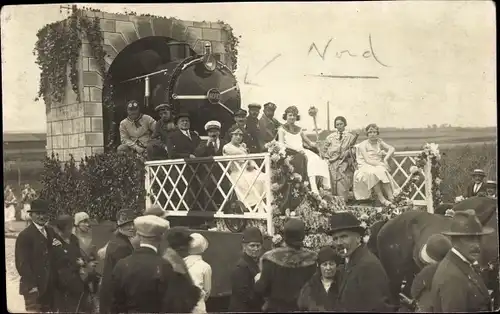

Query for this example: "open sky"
[1,2,496,133]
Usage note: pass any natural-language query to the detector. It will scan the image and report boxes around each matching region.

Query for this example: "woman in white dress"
[353,123,399,206]
[278,106,331,195]
[223,125,266,211]
[4,185,17,232]
[21,184,36,226]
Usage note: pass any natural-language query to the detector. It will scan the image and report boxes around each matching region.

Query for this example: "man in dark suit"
[246,103,262,152]
[328,212,394,312]
[99,209,138,314]
[229,227,265,312]
[15,199,56,313]
[111,215,174,313]
[147,103,176,161]
[465,169,487,198]
[194,120,228,212]
[167,112,202,211]
[431,209,493,312]
[258,102,281,151]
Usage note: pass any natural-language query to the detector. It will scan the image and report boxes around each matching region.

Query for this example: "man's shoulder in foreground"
[262,246,317,268]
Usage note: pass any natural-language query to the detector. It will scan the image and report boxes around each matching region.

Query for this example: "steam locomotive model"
[105,36,241,147]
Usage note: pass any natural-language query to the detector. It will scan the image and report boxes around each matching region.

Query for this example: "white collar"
[140,243,158,253]
[451,247,474,266]
[33,222,45,231]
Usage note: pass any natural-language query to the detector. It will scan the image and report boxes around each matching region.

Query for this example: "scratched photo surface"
[1,2,496,313]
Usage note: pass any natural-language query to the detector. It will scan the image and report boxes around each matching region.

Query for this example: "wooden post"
[264,154,274,236]
[424,155,434,213]
[145,166,152,209]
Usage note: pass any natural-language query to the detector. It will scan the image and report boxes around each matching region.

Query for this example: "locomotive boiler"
[104,36,241,148]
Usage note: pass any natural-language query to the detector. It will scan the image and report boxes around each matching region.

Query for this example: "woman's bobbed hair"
[365,123,380,135]
[282,106,301,121]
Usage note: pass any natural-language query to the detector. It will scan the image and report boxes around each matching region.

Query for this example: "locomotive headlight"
[203,41,216,72]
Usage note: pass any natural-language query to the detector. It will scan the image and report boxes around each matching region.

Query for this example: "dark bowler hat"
[27,199,50,213]
[166,226,193,249]
[420,234,452,264]
[471,169,486,177]
[116,209,138,227]
[126,100,140,111]
[234,109,247,117]
[317,246,342,265]
[175,111,191,122]
[155,103,172,112]
[283,218,306,247]
[327,212,365,236]
[263,102,277,110]
[242,226,263,244]
[248,103,261,110]
[442,209,494,236]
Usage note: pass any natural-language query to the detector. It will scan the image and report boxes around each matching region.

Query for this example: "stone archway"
[45,10,232,162]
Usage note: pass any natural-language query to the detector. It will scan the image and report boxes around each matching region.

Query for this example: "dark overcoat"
[52,233,89,313]
[15,223,57,312]
[465,182,487,198]
[167,129,201,159]
[297,270,341,312]
[228,253,264,312]
[258,114,280,150]
[430,250,491,312]
[335,244,394,312]
[99,231,134,314]
[246,116,262,152]
[147,119,175,160]
[254,246,317,312]
[111,246,175,313]
[410,263,439,312]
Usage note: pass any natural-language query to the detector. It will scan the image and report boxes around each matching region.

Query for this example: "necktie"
[185,131,191,140]
[339,132,343,141]
[40,227,47,238]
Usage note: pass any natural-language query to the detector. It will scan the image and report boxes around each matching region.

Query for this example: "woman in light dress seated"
[353,123,399,207]
[223,125,266,212]
[278,106,331,195]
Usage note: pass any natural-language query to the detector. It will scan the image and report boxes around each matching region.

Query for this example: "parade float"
[36,6,442,310]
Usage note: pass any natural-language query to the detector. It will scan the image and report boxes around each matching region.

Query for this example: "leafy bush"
[39,152,146,221]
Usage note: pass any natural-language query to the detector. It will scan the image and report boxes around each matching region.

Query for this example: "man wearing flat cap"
[430,209,494,312]
[229,227,265,312]
[224,109,260,153]
[147,103,176,160]
[111,215,176,313]
[247,103,263,152]
[328,212,394,312]
[258,102,281,150]
[15,199,57,312]
[99,209,139,314]
[255,218,317,312]
[118,100,157,155]
[465,169,487,198]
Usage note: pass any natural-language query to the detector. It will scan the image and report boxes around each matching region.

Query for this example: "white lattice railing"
[144,150,433,235]
[144,153,275,235]
[389,151,433,212]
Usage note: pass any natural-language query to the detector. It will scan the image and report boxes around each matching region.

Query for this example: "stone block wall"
[45,10,233,162]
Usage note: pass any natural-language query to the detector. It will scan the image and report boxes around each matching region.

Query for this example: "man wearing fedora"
[147,103,176,160]
[15,199,57,312]
[117,100,156,155]
[430,209,494,312]
[410,234,452,312]
[99,209,139,314]
[229,226,265,312]
[465,169,488,198]
[254,219,317,312]
[328,212,394,312]
[110,215,174,313]
[258,102,281,150]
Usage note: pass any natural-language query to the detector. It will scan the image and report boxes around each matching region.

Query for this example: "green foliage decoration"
[34,5,107,108]
[39,152,146,221]
[217,20,240,72]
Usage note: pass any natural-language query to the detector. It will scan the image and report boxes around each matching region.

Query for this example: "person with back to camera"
[184,233,212,313]
[117,100,156,155]
[353,123,399,207]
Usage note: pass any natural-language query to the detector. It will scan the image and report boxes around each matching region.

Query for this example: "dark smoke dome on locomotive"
[104,36,241,148]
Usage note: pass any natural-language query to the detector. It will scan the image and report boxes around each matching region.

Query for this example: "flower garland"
[414,143,443,207]
[34,6,107,108]
[217,20,240,73]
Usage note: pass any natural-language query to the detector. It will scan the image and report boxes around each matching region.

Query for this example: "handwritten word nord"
[308,34,389,67]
